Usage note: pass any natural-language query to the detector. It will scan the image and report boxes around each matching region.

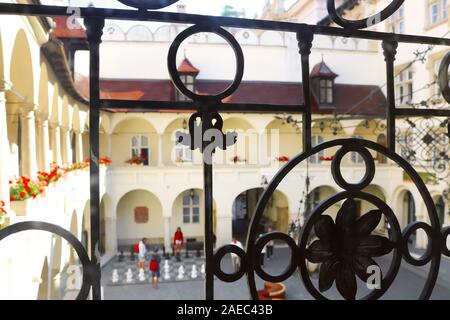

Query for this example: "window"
[319,79,333,104]
[428,0,448,26]
[176,74,195,101]
[310,135,324,164]
[175,142,193,163]
[131,135,150,165]
[182,193,200,223]
[387,4,405,33]
[395,67,413,105]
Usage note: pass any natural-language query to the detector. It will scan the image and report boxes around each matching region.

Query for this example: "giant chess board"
[107,254,206,286]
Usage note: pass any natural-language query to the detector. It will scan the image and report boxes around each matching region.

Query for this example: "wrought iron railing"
[0,0,449,300]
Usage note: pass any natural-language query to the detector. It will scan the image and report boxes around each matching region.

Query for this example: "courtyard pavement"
[101,247,450,300]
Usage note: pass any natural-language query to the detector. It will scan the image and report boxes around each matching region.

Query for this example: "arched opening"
[81,201,90,256]
[434,195,446,226]
[163,117,192,165]
[376,134,387,163]
[221,118,257,165]
[100,193,113,256]
[69,211,78,265]
[266,118,300,164]
[305,186,339,218]
[171,189,215,245]
[116,189,164,252]
[402,190,416,247]
[7,30,35,177]
[112,118,158,166]
[403,190,416,225]
[231,188,288,244]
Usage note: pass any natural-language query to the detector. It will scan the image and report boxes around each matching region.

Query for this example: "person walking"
[173,227,184,261]
[138,237,148,269]
[149,247,162,289]
[230,237,243,271]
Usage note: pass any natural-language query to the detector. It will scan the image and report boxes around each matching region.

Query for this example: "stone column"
[215,200,233,247]
[50,122,62,165]
[216,216,232,248]
[61,126,72,164]
[163,216,171,254]
[75,131,84,163]
[0,91,11,206]
[19,103,38,178]
[36,114,50,172]
[158,133,164,167]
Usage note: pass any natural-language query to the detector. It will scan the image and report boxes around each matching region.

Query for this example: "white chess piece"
[191,265,198,279]
[177,265,185,280]
[163,260,171,280]
[125,268,133,283]
[200,263,205,275]
[112,269,119,283]
[138,268,146,282]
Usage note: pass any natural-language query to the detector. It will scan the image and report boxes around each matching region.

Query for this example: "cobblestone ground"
[101,248,450,300]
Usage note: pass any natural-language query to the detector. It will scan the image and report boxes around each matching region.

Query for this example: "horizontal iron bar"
[395,108,450,117]
[99,99,305,113]
[1,3,450,46]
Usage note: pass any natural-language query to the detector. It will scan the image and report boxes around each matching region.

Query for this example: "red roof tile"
[177,58,200,74]
[51,16,86,39]
[74,74,386,115]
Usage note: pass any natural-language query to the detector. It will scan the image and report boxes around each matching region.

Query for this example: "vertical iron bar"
[202,111,214,300]
[85,16,105,300]
[382,39,398,152]
[297,29,314,152]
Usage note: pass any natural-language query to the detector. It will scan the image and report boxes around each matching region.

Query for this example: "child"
[149,247,162,289]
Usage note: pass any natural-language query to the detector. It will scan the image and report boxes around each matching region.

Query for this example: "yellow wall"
[116,190,164,245]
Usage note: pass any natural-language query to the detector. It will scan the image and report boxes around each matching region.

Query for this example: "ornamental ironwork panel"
[0,0,449,300]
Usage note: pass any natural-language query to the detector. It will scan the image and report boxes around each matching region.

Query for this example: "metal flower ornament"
[307,199,393,300]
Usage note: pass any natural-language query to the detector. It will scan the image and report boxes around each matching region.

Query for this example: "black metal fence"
[0,0,449,300]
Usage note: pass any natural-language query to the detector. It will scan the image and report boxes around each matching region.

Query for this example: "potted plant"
[275,156,290,162]
[230,155,245,164]
[126,154,147,165]
[0,200,6,228]
[100,157,112,166]
[9,176,45,216]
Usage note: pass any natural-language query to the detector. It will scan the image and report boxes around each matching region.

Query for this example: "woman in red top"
[173,227,184,259]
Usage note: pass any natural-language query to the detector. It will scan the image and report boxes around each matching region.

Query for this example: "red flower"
[19,192,26,199]
[32,194,37,199]
[10,196,14,201]
[0,200,4,207]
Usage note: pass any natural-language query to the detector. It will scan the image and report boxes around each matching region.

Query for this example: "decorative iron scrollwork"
[307,200,393,300]
[212,139,446,300]
[168,24,243,154]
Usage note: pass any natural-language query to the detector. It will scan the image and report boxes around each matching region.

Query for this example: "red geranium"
[276,156,290,162]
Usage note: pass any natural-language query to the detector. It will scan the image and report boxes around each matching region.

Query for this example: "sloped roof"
[310,61,338,79]
[51,16,87,39]
[74,74,386,116]
[177,58,200,74]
